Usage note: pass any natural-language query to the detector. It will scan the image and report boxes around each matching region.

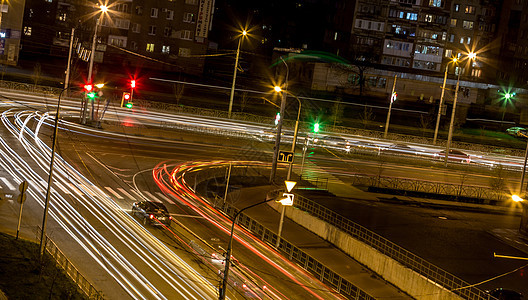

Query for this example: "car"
[131,200,172,226]
[433,149,471,163]
[316,136,350,150]
[489,288,523,300]
[383,143,417,155]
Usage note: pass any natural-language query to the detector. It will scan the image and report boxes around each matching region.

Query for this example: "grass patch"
[0,232,88,300]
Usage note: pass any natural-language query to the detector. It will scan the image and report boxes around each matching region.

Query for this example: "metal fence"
[223,205,375,300]
[37,229,104,300]
[292,194,491,300]
[347,174,506,204]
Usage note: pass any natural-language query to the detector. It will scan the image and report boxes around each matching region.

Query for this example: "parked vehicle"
[131,200,172,227]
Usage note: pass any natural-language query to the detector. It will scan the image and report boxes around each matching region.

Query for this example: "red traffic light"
[84,84,93,92]
[123,92,131,101]
[130,80,136,89]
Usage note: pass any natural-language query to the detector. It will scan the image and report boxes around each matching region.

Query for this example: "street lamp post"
[39,87,70,259]
[219,194,291,300]
[383,74,397,139]
[444,52,476,166]
[270,57,289,183]
[227,30,247,119]
[82,4,107,125]
[433,65,449,145]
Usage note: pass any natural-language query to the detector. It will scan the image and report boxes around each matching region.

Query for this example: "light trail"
[0,109,220,299]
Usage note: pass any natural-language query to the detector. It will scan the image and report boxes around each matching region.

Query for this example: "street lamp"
[270,56,289,183]
[82,4,108,124]
[444,53,476,166]
[218,192,292,300]
[227,30,247,119]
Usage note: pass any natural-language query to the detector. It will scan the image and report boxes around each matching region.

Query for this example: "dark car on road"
[433,149,471,163]
[132,200,172,227]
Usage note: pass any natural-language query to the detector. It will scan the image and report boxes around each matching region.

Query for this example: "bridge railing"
[293,194,492,300]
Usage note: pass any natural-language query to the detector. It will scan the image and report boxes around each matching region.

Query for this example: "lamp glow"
[512,195,524,202]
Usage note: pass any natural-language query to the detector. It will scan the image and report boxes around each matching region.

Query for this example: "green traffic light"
[87,92,96,100]
[125,102,133,109]
[505,93,512,99]
[314,123,320,133]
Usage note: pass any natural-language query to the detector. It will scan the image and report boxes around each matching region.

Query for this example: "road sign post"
[16,181,28,240]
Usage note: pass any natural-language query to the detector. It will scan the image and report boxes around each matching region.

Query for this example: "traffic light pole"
[270,57,289,184]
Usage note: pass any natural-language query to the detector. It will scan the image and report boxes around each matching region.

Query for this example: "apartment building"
[20,0,213,76]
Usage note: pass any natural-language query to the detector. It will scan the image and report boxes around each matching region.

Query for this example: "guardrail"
[292,194,491,300]
[37,228,104,300]
[222,205,375,300]
[351,174,506,204]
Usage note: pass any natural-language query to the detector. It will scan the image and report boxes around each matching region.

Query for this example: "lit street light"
[227,30,247,119]
[82,4,108,124]
[444,53,476,166]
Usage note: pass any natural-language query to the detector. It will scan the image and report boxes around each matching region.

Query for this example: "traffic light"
[84,84,93,92]
[121,92,132,108]
[131,80,136,89]
[314,122,320,133]
[274,112,281,126]
[83,84,97,100]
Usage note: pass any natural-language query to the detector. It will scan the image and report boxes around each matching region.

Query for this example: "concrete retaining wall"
[269,202,463,300]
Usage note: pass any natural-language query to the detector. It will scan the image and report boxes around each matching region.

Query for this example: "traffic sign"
[278,150,294,163]
[19,181,28,193]
[278,193,294,206]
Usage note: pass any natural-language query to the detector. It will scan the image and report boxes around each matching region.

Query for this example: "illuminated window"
[146,43,155,52]
[58,12,67,21]
[454,4,460,11]
[162,45,170,54]
[429,0,442,7]
[450,19,457,27]
[23,26,32,36]
[462,20,473,29]
[465,5,475,14]
[185,0,198,4]
[425,14,433,22]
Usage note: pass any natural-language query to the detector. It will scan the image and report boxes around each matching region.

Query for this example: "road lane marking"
[0,177,15,190]
[105,187,124,199]
[155,192,175,205]
[54,181,72,194]
[129,189,144,200]
[143,191,162,202]
[117,188,136,200]
[67,183,84,197]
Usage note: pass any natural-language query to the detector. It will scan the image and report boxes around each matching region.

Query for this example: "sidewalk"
[231,185,413,300]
